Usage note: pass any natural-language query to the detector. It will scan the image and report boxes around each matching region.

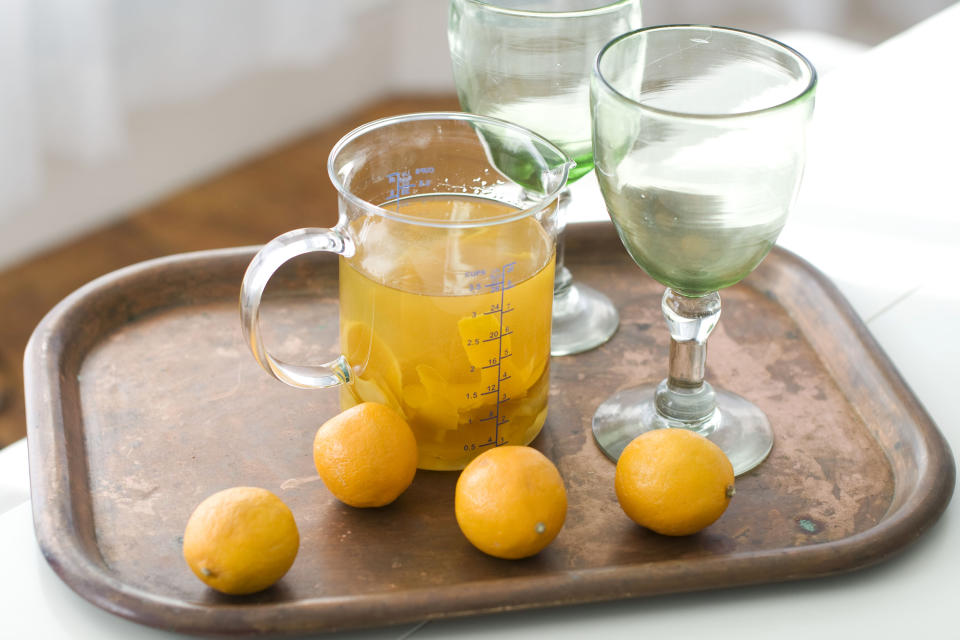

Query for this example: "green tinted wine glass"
[590,25,816,475]
[448,0,643,356]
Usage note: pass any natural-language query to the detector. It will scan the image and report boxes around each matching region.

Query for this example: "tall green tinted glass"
[590,26,816,476]
[448,0,642,356]
[449,0,642,184]
[593,26,816,297]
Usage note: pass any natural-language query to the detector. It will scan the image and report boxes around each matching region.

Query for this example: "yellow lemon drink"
[338,194,555,470]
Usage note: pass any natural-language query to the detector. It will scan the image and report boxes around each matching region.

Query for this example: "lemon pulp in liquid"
[338,195,555,470]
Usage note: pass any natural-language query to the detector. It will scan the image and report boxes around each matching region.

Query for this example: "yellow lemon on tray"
[615,428,735,536]
[455,445,567,559]
[182,486,299,595]
[313,402,418,508]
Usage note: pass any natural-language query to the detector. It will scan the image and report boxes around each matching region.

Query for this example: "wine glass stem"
[654,289,722,431]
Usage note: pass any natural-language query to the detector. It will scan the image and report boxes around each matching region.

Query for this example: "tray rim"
[24,223,956,636]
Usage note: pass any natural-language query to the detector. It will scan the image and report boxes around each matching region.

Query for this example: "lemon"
[313,402,418,507]
[615,429,735,536]
[182,487,299,595]
[455,446,567,559]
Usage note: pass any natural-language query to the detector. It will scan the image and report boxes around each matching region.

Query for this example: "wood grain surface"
[24,225,955,636]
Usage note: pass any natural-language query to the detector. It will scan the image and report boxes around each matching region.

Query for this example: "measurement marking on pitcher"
[492,262,515,447]
[386,166,434,211]
[463,262,517,454]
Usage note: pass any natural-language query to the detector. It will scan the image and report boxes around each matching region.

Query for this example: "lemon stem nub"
[535,522,546,534]
[201,567,213,577]
[726,485,736,498]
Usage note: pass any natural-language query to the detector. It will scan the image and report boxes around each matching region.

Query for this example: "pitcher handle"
[240,227,354,389]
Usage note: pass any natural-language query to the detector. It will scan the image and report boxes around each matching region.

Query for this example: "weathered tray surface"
[25,223,954,636]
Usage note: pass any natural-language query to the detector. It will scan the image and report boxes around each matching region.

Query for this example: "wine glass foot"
[592,384,773,476]
[550,281,619,356]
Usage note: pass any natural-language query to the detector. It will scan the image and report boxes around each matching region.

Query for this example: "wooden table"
[0,94,459,447]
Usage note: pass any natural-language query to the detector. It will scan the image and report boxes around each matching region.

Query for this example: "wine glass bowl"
[590,25,817,475]
[448,0,643,356]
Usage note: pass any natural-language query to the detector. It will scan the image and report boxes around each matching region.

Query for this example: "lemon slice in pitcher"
[402,364,461,439]
[456,312,545,405]
[342,321,404,412]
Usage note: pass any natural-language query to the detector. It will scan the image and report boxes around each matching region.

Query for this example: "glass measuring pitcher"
[240,112,571,470]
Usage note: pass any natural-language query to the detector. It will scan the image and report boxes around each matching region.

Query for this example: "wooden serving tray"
[25,223,954,636]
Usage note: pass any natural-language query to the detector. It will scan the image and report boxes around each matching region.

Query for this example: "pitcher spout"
[545,159,577,194]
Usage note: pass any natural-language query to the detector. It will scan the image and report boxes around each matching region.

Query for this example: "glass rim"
[327,111,572,229]
[457,0,638,19]
[593,24,818,120]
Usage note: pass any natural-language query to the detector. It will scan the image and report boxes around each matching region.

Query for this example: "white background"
[0,0,952,270]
